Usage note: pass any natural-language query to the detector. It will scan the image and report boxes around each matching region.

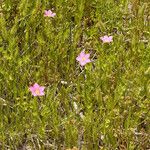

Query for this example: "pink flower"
[44,10,56,17]
[76,51,91,66]
[100,35,113,43]
[29,83,45,96]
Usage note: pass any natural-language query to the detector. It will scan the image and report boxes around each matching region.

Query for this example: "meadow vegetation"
[0,0,150,149]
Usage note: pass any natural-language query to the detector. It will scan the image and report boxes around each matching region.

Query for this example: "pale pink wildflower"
[76,51,91,66]
[29,83,45,96]
[44,10,56,17]
[100,35,113,43]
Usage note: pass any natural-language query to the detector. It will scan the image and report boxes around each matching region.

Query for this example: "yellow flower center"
[82,57,86,61]
[35,89,40,95]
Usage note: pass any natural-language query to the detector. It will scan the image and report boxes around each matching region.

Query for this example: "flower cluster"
[76,35,113,66]
[29,10,114,97]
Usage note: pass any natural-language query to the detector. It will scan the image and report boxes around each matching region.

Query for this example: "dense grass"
[0,0,150,149]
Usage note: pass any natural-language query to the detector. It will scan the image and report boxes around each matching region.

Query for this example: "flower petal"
[39,86,45,92]
[85,59,91,63]
[39,92,45,96]
[76,56,81,61]
[85,53,90,59]
[33,83,40,89]
[80,61,87,66]
[79,51,86,57]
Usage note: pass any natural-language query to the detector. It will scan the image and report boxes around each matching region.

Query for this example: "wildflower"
[100,35,113,43]
[44,10,56,17]
[76,51,91,66]
[29,83,45,96]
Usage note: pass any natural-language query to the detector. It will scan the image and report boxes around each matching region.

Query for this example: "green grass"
[0,0,150,149]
